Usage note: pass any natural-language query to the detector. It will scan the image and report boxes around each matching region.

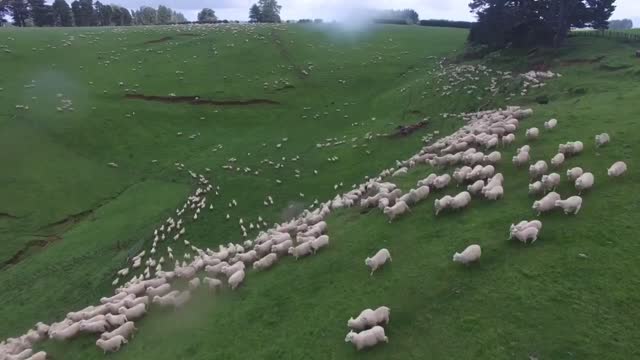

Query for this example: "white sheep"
[151,291,180,307]
[124,295,149,308]
[525,127,539,140]
[509,220,542,235]
[100,321,136,340]
[96,335,128,353]
[365,248,392,275]
[467,180,485,195]
[24,351,47,360]
[595,133,610,147]
[344,326,388,351]
[510,227,539,244]
[79,319,109,333]
[434,195,453,216]
[310,235,330,254]
[118,303,146,320]
[146,283,171,298]
[271,240,293,255]
[484,186,504,200]
[483,151,501,165]
[502,133,515,146]
[105,313,128,328]
[253,253,278,270]
[203,277,223,290]
[555,196,583,215]
[450,191,472,212]
[205,262,228,276]
[228,269,245,290]
[49,322,80,341]
[392,167,408,177]
[541,173,561,192]
[532,192,561,215]
[529,160,548,179]
[452,244,481,265]
[288,242,313,259]
[173,290,192,309]
[566,167,584,182]
[222,262,245,277]
[550,153,565,168]
[432,174,451,190]
[559,141,584,156]
[347,306,391,330]
[417,173,438,187]
[383,201,411,222]
[5,349,32,360]
[188,277,201,290]
[608,161,627,177]
[453,167,473,185]
[575,172,594,194]
[544,118,557,130]
[512,151,530,166]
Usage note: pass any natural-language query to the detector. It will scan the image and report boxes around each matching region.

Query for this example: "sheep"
[432,174,451,190]
[483,151,501,165]
[559,141,584,156]
[377,197,390,210]
[449,191,472,212]
[228,269,245,290]
[173,291,192,309]
[551,153,565,168]
[532,192,561,216]
[510,227,539,244]
[595,133,610,147]
[575,172,594,195]
[608,161,627,177]
[344,326,388,351]
[235,249,259,263]
[509,220,542,238]
[310,235,330,254]
[555,196,583,215]
[5,349,33,360]
[122,282,146,296]
[188,277,201,290]
[479,165,495,179]
[205,262,228,276]
[203,277,223,290]
[481,173,503,193]
[566,167,584,182]
[392,167,408,177]
[222,261,245,277]
[529,160,548,179]
[151,291,180,307]
[118,303,146,321]
[544,118,557,130]
[96,335,128,353]
[100,292,128,304]
[24,351,47,360]
[453,166,473,185]
[512,151,530,166]
[35,322,50,336]
[518,145,531,153]
[146,283,172,298]
[347,306,391,330]
[541,173,561,192]
[528,181,544,195]
[288,242,313,259]
[175,266,196,279]
[79,319,109,333]
[270,240,293,255]
[452,244,481,265]
[365,248,392,276]
[124,295,149,308]
[383,201,411,222]
[253,253,278,270]
[434,195,453,216]
[50,322,80,341]
[484,186,504,200]
[255,240,274,256]
[417,173,437,187]
[525,127,539,140]
[502,133,515,146]
[467,180,485,195]
[105,313,128,328]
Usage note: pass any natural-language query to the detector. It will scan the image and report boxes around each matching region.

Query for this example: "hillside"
[0,24,638,359]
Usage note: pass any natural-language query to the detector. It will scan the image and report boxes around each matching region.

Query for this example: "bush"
[419,19,473,29]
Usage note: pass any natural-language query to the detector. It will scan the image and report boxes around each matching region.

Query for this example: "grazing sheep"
[24,351,47,360]
[271,240,293,255]
[50,322,80,341]
[484,186,504,200]
[529,160,548,179]
[253,253,278,270]
[551,153,565,168]
[608,161,627,177]
[453,166,473,185]
[544,118,558,130]
[467,180,485,195]
[96,335,128,353]
[432,174,451,190]
[188,277,201,290]
[559,141,584,156]
[235,250,259,263]
[383,201,411,222]
[205,262,228,276]
[510,227,539,244]
[532,192,561,216]
[525,127,539,140]
[255,240,274,256]
[483,151,501,165]
[541,173,561,192]
[512,151,530,166]
[417,173,438,187]
[450,191,472,212]
[222,262,245,277]
[509,220,542,238]
[146,283,171,298]
[175,266,196,279]
[377,197,390,210]
[566,167,584,182]
[100,322,136,340]
[344,326,388,351]
[555,196,583,215]
[347,306,390,330]
[392,167,408,177]
[434,195,453,215]
[123,282,146,296]
[479,165,495,179]
[105,314,128,328]
[518,145,531,153]
[502,133,515,146]
[595,133,610,147]
[118,303,146,321]
[151,291,180,307]
[100,292,128,304]
[228,269,245,290]
[5,349,32,360]
[452,244,481,265]
[575,172,594,194]
[365,248,392,276]
[124,296,149,308]
[310,235,330,254]
[203,277,223,290]
[288,242,313,259]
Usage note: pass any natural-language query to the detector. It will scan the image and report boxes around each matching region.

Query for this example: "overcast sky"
[104,0,639,23]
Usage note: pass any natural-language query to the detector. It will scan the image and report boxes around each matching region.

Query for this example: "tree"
[469,0,618,49]
[609,18,633,30]
[51,0,73,26]
[28,0,53,26]
[197,7,216,22]
[137,6,156,25]
[249,3,261,22]
[8,0,30,26]
[70,0,80,25]
[70,0,93,26]
[257,0,281,23]
[157,5,171,24]
[171,10,186,23]
[94,1,110,25]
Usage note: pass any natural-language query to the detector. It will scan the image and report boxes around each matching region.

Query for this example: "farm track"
[124,94,280,106]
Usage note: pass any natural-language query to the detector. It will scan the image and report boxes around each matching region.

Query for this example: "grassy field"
[1,23,639,359]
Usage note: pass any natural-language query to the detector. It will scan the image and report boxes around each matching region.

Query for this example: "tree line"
[469,0,617,48]
[0,0,187,27]
[609,18,633,30]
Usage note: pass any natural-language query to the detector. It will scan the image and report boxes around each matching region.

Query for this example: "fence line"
[570,30,640,42]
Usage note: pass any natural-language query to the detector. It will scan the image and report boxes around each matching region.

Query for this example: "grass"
[0,23,639,359]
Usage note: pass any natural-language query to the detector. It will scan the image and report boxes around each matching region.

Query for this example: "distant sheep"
[271,241,293,255]
[510,227,539,244]
[434,195,453,216]
[512,151,530,166]
[555,196,583,215]
[608,161,627,177]
[559,141,583,156]
[432,174,451,190]
[544,118,557,130]
[452,244,481,265]
[365,248,392,276]
[595,133,610,147]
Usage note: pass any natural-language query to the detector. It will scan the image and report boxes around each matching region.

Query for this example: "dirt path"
[125,94,280,106]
